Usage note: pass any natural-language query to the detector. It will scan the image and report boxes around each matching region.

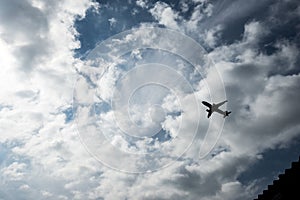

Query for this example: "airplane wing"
[215,100,227,107]
[207,110,212,118]
[202,101,212,108]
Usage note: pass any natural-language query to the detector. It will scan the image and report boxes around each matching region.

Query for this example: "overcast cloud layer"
[0,0,300,199]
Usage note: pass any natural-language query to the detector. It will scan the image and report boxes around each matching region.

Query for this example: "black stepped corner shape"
[254,156,300,200]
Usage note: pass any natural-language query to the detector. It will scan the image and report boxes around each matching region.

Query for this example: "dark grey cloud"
[189,0,300,52]
[0,0,50,71]
[0,0,48,39]
[204,0,272,42]
[14,38,50,72]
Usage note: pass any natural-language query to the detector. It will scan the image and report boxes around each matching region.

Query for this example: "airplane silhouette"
[202,100,231,118]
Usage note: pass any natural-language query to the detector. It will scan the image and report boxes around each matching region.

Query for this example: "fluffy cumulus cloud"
[0,0,98,199]
[149,1,181,30]
[1,0,300,199]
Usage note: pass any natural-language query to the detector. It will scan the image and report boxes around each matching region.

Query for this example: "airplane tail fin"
[224,111,231,118]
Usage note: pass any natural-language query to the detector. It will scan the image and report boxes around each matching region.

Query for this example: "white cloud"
[242,21,269,44]
[149,2,180,30]
[136,0,149,9]
[0,0,99,199]
[108,17,117,27]
[41,190,53,197]
[185,4,207,31]
[19,184,30,191]
[203,25,223,48]
[1,162,27,181]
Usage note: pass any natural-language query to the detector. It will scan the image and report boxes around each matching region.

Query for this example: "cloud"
[122,1,300,199]
[0,0,98,199]
[149,2,180,30]
[136,0,149,9]
[1,0,300,199]
[1,162,27,181]
[108,17,117,27]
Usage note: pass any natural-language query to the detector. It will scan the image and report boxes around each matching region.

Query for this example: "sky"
[0,0,300,199]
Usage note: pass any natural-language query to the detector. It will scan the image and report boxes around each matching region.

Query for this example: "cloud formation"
[0,0,299,199]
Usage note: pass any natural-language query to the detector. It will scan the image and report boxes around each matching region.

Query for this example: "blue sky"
[0,0,300,199]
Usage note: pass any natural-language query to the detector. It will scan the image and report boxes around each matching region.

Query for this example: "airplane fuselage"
[202,100,231,118]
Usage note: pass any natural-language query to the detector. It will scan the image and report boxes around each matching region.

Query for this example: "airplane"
[202,100,231,118]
